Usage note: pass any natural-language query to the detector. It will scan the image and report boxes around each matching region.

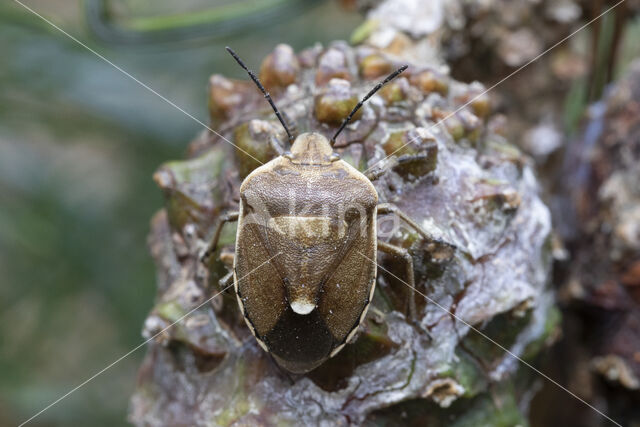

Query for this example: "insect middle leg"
[377,240,417,321]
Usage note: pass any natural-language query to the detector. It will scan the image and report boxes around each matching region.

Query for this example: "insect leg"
[365,157,398,182]
[377,240,417,321]
[201,211,240,262]
[366,154,434,182]
[268,135,285,156]
[281,110,298,141]
[377,203,456,259]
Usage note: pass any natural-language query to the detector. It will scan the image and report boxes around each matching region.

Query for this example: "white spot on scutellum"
[290,300,316,315]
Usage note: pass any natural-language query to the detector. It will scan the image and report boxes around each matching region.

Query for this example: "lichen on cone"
[130,41,556,426]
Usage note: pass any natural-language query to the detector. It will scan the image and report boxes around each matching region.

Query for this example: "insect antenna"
[226,46,294,143]
[330,65,408,146]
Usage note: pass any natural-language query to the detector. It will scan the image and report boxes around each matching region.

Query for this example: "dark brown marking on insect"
[310,209,372,316]
[273,165,301,176]
[318,210,376,336]
[235,280,272,352]
[235,221,288,337]
[321,168,349,180]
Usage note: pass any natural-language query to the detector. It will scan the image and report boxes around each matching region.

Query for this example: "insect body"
[202,48,451,373]
[234,133,377,373]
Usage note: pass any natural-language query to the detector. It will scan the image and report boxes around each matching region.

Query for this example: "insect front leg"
[365,157,399,182]
[377,240,417,322]
[201,211,240,263]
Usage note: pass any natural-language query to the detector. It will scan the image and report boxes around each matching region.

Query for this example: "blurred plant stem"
[87,0,323,44]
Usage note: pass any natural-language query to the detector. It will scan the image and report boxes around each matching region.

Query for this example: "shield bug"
[202,47,454,373]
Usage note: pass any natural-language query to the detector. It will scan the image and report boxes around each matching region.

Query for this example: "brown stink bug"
[201,47,454,373]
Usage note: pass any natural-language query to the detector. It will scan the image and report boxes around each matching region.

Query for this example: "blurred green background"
[0,1,359,425]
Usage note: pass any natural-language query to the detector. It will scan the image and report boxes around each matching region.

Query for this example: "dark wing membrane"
[264,307,334,373]
[235,221,287,338]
